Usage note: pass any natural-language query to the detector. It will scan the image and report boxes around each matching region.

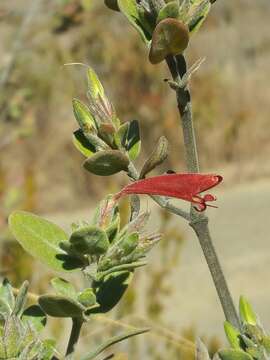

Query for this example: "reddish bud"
[115,173,223,212]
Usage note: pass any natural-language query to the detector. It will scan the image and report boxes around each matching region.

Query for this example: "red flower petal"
[115,173,222,212]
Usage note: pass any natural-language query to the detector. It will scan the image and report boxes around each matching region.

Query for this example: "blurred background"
[0,0,270,358]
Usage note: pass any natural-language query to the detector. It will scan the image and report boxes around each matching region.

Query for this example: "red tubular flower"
[115,173,223,212]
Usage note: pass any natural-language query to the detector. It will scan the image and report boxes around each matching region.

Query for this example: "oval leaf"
[9,211,72,272]
[39,295,84,318]
[73,129,96,158]
[83,150,129,176]
[149,18,189,64]
[91,271,133,313]
[22,305,47,332]
[157,1,180,23]
[51,278,77,299]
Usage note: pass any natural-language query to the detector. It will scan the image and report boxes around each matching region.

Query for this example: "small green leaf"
[73,129,96,158]
[0,279,15,314]
[9,211,73,272]
[140,136,169,178]
[126,120,141,160]
[157,1,180,23]
[12,281,29,317]
[104,0,120,11]
[224,321,241,350]
[188,0,211,35]
[87,67,105,101]
[118,0,151,43]
[239,296,257,325]
[92,271,133,313]
[72,99,97,134]
[149,18,189,64]
[70,226,110,256]
[22,305,47,333]
[115,121,140,160]
[51,278,77,299]
[83,150,129,176]
[81,328,149,360]
[39,295,85,318]
[218,349,253,360]
[77,288,96,308]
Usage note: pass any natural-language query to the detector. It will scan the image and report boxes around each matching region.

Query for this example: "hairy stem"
[66,317,84,356]
[166,54,240,328]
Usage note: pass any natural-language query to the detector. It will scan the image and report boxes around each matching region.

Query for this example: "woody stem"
[166,54,240,329]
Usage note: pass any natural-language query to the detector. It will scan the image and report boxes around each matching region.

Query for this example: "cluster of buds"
[104,0,212,64]
[38,197,161,318]
[219,297,270,360]
[72,67,141,176]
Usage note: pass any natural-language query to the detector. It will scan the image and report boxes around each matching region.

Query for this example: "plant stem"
[66,317,84,356]
[166,54,240,328]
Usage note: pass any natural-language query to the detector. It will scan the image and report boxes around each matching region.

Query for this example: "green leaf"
[224,321,241,350]
[104,0,120,11]
[239,296,257,325]
[81,328,149,360]
[51,278,77,299]
[72,99,97,134]
[12,281,29,317]
[73,129,96,158]
[115,121,140,160]
[77,288,97,308]
[9,211,73,272]
[139,136,169,178]
[0,279,15,314]
[92,271,133,313]
[126,120,141,160]
[22,305,47,333]
[188,0,211,35]
[70,226,110,256]
[157,1,180,23]
[83,150,129,176]
[218,349,253,360]
[87,67,105,101]
[38,295,85,318]
[149,18,189,64]
[118,0,151,44]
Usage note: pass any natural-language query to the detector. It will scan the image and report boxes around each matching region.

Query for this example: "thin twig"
[165,54,240,329]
